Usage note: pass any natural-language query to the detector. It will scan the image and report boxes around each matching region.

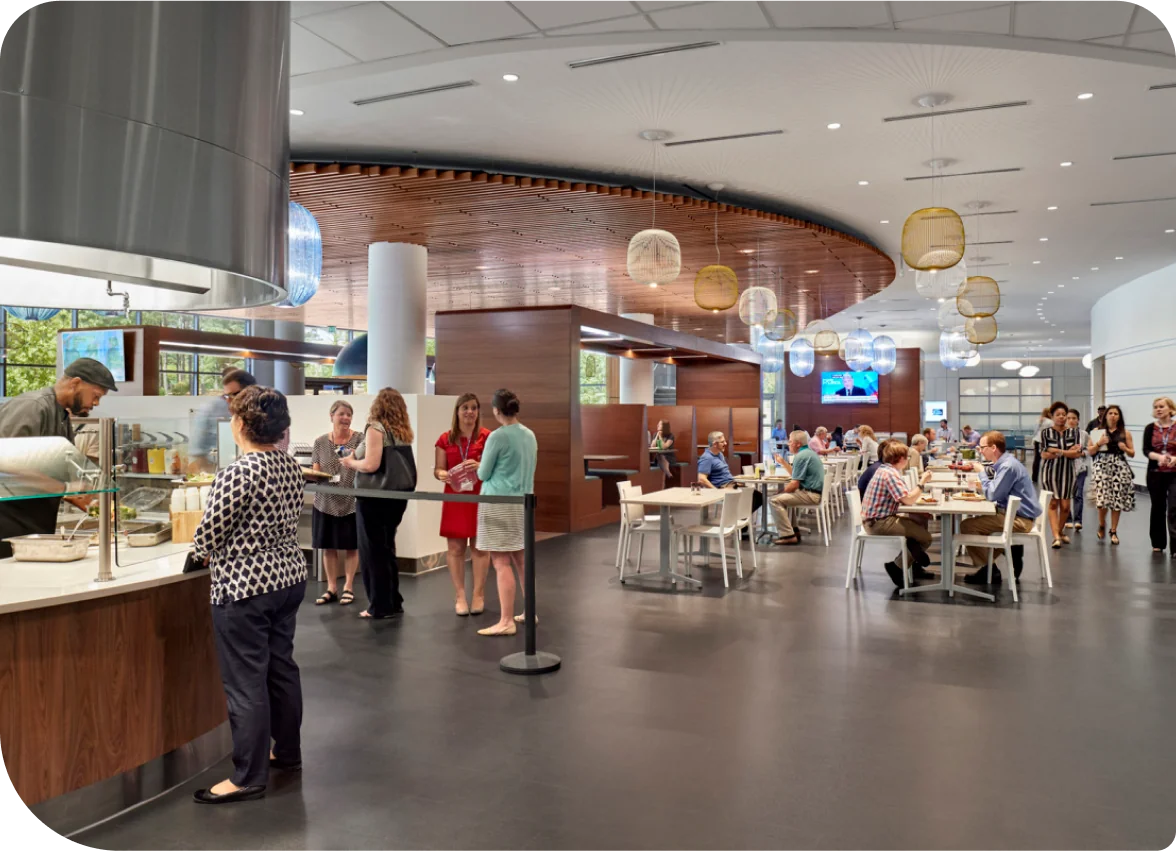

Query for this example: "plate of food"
[301,467,334,482]
[953,491,985,502]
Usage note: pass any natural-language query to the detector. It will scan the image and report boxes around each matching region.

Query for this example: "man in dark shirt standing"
[1087,406,1106,433]
[0,358,118,556]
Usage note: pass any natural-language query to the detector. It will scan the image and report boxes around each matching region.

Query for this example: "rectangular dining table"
[897,492,997,601]
[733,474,791,542]
[618,487,727,589]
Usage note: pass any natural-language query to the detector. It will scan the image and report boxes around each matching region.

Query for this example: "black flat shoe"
[883,560,905,588]
[964,569,1002,585]
[269,758,302,771]
[193,785,265,804]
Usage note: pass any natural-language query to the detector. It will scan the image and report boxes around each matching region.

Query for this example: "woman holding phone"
[434,393,491,616]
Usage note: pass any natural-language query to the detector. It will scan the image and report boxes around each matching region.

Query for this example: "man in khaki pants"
[770,430,824,545]
[961,430,1043,586]
[861,441,934,586]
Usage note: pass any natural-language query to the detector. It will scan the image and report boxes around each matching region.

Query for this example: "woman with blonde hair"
[341,388,416,619]
[857,424,879,464]
[1143,396,1176,555]
[434,393,491,615]
[311,400,363,606]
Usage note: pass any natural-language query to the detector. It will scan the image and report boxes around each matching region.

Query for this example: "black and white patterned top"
[193,450,307,605]
[311,431,363,516]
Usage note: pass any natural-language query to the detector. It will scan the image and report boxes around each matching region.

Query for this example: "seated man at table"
[961,424,981,447]
[936,419,954,442]
[808,426,837,456]
[861,441,935,586]
[770,431,824,545]
[907,435,927,475]
[697,431,762,517]
[960,430,1042,585]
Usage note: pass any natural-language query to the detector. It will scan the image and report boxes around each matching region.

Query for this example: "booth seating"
[581,404,663,508]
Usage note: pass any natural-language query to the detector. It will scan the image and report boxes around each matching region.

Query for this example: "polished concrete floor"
[76,495,1176,850]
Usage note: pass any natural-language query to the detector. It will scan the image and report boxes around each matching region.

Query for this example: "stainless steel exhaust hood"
[0,2,290,311]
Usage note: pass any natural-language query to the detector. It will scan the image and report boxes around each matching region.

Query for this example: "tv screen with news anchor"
[820,371,879,405]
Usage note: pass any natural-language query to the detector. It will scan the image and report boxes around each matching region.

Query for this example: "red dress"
[436,428,490,539]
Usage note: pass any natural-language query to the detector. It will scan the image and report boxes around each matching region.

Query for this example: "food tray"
[121,486,170,512]
[125,521,173,547]
[301,467,335,481]
[4,534,91,562]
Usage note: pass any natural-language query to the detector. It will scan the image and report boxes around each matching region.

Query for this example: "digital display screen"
[821,371,879,405]
[924,401,948,422]
[61,330,126,383]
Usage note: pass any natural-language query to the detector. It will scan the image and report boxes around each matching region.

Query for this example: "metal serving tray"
[125,522,173,547]
[4,534,91,562]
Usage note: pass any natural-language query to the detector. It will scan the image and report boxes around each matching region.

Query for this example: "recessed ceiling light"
[1091,266,1099,271]
[1115,256,1124,260]
[1060,161,1073,167]
[712,309,718,313]
[289,108,305,116]
[879,219,889,224]
[1059,284,1065,288]
[1048,290,1055,294]
[1077,92,1094,100]
[1167,229,1175,234]
[1047,206,1058,211]
[1072,276,1080,280]
[1039,237,1049,242]
[1032,260,1041,264]
[858,180,869,186]
[1043,296,1048,300]
[649,282,658,288]
[548,286,560,292]
[827,122,841,130]
[805,269,819,274]
[739,249,754,254]
[502,73,519,82]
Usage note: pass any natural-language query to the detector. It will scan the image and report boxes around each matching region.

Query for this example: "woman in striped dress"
[475,389,538,637]
[1039,400,1083,549]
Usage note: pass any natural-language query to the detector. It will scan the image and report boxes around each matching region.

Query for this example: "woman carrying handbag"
[341,388,417,619]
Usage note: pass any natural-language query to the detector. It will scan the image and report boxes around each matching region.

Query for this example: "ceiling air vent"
[666,129,784,147]
[1112,151,1176,160]
[568,42,721,69]
[883,101,1028,122]
[905,167,1021,181]
[1090,196,1176,207]
[961,209,1017,217]
[353,80,477,107]
[1147,82,1176,91]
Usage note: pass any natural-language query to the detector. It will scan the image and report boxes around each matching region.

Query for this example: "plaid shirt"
[861,464,909,522]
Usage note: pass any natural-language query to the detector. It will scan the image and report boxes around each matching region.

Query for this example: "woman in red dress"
[434,393,491,616]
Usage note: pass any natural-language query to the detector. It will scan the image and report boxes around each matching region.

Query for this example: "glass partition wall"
[958,377,1053,436]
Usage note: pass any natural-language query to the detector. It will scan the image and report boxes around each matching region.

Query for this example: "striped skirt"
[476,502,525,552]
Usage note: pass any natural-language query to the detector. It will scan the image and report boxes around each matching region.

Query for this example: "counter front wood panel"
[0,575,226,806]
[784,349,921,439]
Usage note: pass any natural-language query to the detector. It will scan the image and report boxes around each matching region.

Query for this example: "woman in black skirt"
[312,400,363,606]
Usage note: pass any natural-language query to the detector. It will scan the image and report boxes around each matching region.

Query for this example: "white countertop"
[0,541,196,616]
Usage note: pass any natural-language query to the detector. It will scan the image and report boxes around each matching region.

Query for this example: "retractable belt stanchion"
[305,485,561,676]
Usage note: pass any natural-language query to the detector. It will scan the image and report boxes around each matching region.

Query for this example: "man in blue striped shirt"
[961,430,1043,584]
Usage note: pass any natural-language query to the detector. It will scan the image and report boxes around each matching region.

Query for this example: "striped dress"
[1039,426,1079,499]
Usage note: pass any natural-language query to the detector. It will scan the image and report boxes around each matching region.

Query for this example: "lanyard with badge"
[448,435,478,492]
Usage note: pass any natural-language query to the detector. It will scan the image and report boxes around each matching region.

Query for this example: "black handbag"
[182,550,208,573]
[354,427,417,493]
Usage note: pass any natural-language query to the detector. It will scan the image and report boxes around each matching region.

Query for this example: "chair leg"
[1040,536,1053,588]
[846,540,858,589]
[1006,545,1018,602]
[615,524,626,572]
[718,534,729,588]
[901,544,910,589]
[749,528,758,569]
[619,527,629,584]
[734,533,744,580]
[986,549,993,583]
[637,534,645,572]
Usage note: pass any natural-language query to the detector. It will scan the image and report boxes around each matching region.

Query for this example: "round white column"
[620,313,655,404]
[368,242,427,394]
[274,320,305,396]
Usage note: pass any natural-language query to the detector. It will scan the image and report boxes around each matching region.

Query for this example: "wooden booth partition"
[675,359,761,408]
[695,406,734,467]
[783,349,922,439]
[647,405,697,486]
[731,407,763,468]
[581,404,662,508]
[435,307,578,533]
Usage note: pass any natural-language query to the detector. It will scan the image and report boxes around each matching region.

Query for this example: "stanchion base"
[500,650,562,675]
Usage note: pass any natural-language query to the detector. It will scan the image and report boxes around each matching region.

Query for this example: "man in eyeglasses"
[960,430,1042,585]
[189,369,257,472]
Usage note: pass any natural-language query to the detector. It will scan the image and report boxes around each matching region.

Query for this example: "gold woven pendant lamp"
[902,207,966,271]
[965,314,998,345]
[957,275,1000,318]
[693,183,738,312]
[804,319,840,352]
[763,308,798,342]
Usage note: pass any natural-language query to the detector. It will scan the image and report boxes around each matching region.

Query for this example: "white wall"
[1091,261,1176,485]
[922,355,1092,436]
[95,392,456,560]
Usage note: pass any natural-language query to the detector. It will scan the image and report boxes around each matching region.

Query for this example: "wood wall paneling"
[0,576,226,806]
[676,361,762,408]
[648,405,698,486]
[784,349,922,439]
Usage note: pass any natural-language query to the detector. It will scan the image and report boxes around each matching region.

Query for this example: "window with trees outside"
[580,350,608,405]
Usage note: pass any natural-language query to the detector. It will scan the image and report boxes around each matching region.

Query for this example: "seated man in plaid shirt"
[861,440,934,587]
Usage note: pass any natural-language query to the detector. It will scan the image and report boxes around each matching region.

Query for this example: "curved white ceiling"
[288,2,1176,355]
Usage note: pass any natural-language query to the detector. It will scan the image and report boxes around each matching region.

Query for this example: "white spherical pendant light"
[871,335,897,375]
[789,337,815,377]
[627,229,681,287]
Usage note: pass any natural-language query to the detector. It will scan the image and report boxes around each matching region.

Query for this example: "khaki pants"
[960,513,1034,567]
[864,515,932,562]
[770,490,821,538]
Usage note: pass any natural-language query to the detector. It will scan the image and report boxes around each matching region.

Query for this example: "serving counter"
[0,543,229,836]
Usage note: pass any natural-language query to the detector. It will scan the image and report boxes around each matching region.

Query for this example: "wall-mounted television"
[821,371,878,405]
[61,329,126,383]
[924,401,948,422]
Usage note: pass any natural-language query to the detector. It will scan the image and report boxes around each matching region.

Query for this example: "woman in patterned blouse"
[192,386,307,805]
[311,400,363,607]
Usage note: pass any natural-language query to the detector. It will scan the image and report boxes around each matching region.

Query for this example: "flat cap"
[64,358,119,392]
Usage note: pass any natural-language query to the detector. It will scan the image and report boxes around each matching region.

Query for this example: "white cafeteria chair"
[615,483,663,580]
[793,480,833,546]
[1012,489,1054,589]
[954,495,1022,602]
[845,489,910,590]
[742,465,754,476]
[676,490,752,588]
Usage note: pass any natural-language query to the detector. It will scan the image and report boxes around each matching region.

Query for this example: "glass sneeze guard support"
[96,418,113,582]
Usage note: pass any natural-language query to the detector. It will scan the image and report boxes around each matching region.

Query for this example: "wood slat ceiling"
[258,163,895,343]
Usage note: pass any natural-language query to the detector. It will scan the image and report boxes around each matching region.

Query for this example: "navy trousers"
[211,580,306,787]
